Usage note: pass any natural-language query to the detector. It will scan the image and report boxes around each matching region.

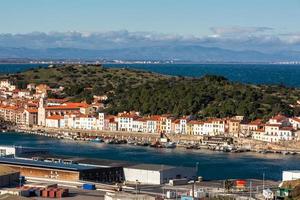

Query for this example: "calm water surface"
[1,63,300,87]
[0,132,299,181]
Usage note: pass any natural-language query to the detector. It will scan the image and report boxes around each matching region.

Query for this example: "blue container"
[82,183,96,190]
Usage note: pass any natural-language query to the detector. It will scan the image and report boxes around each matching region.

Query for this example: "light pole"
[135,180,138,196]
[249,180,252,199]
[263,172,265,191]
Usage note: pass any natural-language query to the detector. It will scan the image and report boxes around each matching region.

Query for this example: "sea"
[0,63,300,86]
[0,63,300,181]
[0,132,300,181]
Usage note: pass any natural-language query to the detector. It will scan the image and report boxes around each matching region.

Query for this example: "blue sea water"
[0,132,299,181]
[0,63,300,87]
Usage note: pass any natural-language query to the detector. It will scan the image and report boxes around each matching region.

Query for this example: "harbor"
[13,126,300,155]
[0,131,299,181]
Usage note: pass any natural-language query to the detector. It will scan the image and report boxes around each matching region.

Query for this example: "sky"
[0,0,300,52]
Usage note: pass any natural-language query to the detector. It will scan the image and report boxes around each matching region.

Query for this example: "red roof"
[280,126,294,131]
[249,119,263,125]
[26,109,38,113]
[188,120,203,125]
[271,114,287,122]
[45,102,89,110]
[46,115,64,120]
[291,118,300,123]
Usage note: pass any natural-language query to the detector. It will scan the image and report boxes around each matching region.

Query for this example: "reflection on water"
[0,132,299,180]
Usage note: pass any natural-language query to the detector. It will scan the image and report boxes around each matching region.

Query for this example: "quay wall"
[14,126,300,153]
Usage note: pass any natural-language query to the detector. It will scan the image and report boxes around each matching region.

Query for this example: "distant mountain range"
[0,45,299,62]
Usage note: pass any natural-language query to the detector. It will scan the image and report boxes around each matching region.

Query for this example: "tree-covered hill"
[106,75,300,120]
[2,64,300,120]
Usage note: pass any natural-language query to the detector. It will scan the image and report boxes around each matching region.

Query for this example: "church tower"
[38,94,46,126]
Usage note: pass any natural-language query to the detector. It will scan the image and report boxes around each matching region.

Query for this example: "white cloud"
[0,28,299,52]
[210,26,274,36]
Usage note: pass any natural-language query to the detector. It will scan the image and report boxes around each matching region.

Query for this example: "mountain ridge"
[0,45,299,62]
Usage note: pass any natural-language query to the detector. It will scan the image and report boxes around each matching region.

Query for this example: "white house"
[45,115,64,128]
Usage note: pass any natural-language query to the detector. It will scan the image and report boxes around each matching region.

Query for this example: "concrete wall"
[283,171,300,181]
[124,166,197,185]
[123,168,161,185]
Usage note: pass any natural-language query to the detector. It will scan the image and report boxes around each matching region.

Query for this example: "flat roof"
[124,164,181,171]
[0,157,97,172]
[283,170,300,173]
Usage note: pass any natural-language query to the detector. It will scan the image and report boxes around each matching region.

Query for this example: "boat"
[281,151,289,155]
[91,137,103,143]
[164,142,176,149]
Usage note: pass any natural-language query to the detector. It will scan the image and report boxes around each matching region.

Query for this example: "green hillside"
[2,64,300,120]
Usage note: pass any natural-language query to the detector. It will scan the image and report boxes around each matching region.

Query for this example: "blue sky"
[1,0,299,35]
[0,0,299,52]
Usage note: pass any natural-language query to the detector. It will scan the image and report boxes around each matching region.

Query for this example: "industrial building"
[0,146,47,157]
[124,164,197,185]
[0,166,20,187]
[0,157,123,183]
[0,152,197,185]
[283,170,300,181]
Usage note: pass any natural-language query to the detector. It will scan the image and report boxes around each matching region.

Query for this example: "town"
[0,78,300,153]
[0,78,300,199]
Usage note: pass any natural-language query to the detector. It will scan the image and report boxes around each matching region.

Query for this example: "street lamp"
[135,180,139,196]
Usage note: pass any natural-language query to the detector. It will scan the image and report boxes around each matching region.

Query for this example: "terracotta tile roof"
[173,119,180,124]
[46,115,64,120]
[45,102,89,110]
[265,124,281,127]
[118,113,139,118]
[291,117,300,123]
[25,109,38,113]
[280,126,294,131]
[249,119,263,125]
[271,114,287,122]
[136,117,147,122]
[188,120,203,125]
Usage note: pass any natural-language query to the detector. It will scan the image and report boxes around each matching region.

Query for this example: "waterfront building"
[283,170,300,181]
[268,114,290,126]
[0,157,123,183]
[227,118,242,137]
[132,118,146,132]
[145,117,159,133]
[38,96,90,126]
[45,115,65,128]
[123,164,196,185]
[116,112,140,132]
[187,120,204,135]
[74,114,97,130]
[159,115,173,134]
[252,124,296,142]
[240,119,264,137]
[202,118,226,136]
[23,108,38,126]
[289,117,300,130]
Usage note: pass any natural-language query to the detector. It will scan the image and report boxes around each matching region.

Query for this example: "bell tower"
[38,94,46,126]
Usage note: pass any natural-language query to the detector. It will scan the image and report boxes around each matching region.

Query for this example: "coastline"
[9,126,300,156]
